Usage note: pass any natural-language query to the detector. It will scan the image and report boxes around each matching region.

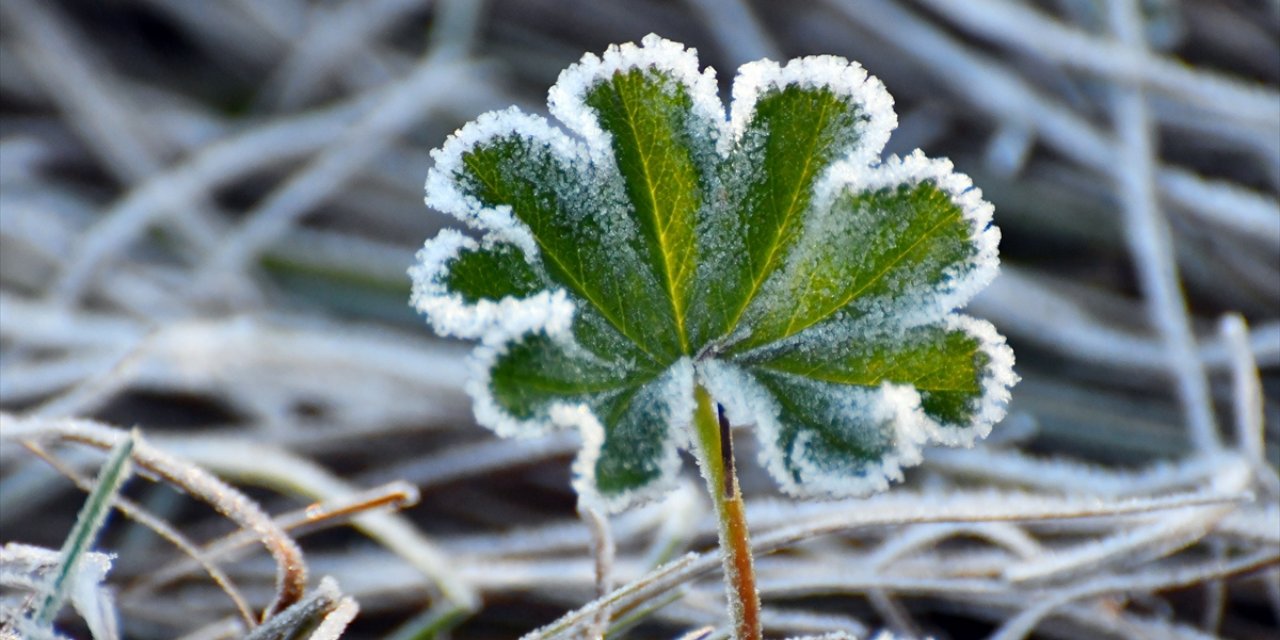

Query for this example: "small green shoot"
[33,429,135,629]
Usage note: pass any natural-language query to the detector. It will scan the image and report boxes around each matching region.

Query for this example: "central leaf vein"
[615,76,692,353]
[780,201,962,341]
[724,95,835,338]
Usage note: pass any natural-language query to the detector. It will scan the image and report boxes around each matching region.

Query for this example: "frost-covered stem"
[577,502,614,639]
[690,385,762,640]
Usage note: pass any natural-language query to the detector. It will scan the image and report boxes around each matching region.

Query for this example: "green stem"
[691,385,762,640]
[37,431,135,627]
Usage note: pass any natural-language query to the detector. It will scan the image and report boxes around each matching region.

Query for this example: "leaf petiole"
[690,386,762,640]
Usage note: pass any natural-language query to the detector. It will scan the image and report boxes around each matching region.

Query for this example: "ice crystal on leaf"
[411,35,1016,512]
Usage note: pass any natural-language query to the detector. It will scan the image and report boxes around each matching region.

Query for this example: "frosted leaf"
[411,34,1016,511]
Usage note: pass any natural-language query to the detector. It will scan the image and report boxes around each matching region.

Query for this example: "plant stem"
[691,385,762,640]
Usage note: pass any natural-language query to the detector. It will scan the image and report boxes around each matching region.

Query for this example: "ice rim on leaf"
[410,34,1018,513]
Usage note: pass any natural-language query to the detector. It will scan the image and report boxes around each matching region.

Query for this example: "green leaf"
[734,165,993,353]
[413,35,1016,511]
[716,80,876,340]
[479,333,691,502]
[581,67,713,353]
[728,316,1005,494]
[455,123,677,360]
[441,240,543,305]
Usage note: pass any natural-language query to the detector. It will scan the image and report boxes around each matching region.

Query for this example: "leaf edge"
[468,336,698,514]
[807,149,1003,330]
[699,313,1016,498]
[408,229,575,342]
[547,33,727,160]
[729,54,897,169]
[425,106,587,259]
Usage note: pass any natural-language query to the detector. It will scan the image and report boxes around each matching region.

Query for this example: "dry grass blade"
[21,440,257,626]
[130,481,417,601]
[0,415,308,620]
[242,576,343,640]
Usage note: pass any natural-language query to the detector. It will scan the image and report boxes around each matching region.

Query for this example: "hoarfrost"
[699,312,1016,498]
[414,34,1014,506]
[568,358,695,514]
[408,229,574,343]
[701,359,935,498]
[466,339,552,441]
[729,54,897,166]
[937,314,1018,447]
[0,543,117,640]
[465,335,694,514]
[744,149,1002,345]
[424,106,578,257]
[549,33,727,159]
[814,150,1001,324]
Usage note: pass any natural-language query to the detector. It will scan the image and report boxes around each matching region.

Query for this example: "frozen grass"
[1,1,1277,638]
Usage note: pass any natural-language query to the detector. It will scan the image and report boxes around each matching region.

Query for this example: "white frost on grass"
[549,33,727,157]
[408,229,574,343]
[0,543,117,640]
[730,54,897,166]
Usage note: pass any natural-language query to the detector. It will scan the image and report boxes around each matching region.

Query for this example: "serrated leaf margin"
[807,149,1003,329]
[412,33,1017,508]
[549,33,727,160]
[729,54,897,168]
[409,229,574,342]
[700,313,1014,498]
[425,107,584,260]
[467,337,696,513]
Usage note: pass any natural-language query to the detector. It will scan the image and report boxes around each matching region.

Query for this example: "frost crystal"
[411,34,1016,512]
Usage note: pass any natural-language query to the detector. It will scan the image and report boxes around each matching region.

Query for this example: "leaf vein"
[464,153,661,364]
[779,197,962,340]
[724,94,836,336]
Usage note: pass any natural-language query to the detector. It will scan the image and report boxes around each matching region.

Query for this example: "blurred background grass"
[1,1,1277,638]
